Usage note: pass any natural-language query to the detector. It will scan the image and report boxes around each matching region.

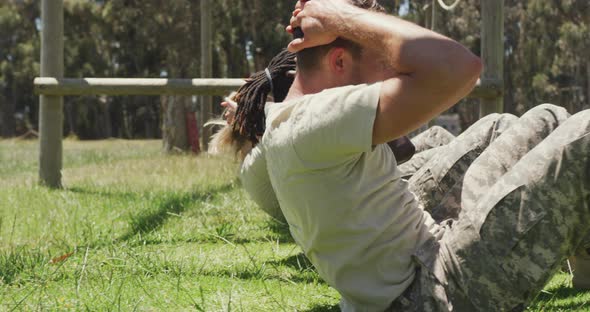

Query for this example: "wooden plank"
[34,77,498,99]
[39,0,64,188]
[34,78,245,96]
[479,0,504,117]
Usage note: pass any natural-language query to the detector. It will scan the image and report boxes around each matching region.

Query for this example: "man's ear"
[327,47,349,73]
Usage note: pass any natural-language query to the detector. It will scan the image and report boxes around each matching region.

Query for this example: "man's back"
[242,83,439,311]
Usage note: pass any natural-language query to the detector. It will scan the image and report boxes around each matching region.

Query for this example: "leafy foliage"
[0,0,588,138]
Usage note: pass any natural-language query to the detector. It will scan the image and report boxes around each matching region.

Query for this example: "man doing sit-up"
[212,0,590,311]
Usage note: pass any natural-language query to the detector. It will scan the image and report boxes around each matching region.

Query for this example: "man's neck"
[284,76,305,102]
[284,72,330,102]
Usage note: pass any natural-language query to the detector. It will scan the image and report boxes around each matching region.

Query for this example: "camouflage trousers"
[390,104,590,311]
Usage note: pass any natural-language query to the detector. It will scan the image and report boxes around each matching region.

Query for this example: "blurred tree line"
[0,0,588,139]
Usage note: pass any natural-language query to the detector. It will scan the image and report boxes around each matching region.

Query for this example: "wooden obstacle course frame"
[36,0,504,188]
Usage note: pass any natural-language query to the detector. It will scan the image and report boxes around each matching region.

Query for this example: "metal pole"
[39,0,64,188]
[200,0,213,152]
[479,0,504,117]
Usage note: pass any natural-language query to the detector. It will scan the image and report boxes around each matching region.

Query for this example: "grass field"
[0,139,588,311]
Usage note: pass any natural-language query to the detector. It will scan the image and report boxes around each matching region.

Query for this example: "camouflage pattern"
[399,126,455,179]
[572,249,590,289]
[390,104,590,311]
[399,147,442,180]
[412,126,456,153]
[574,222,590,289]
[408,113,518,220]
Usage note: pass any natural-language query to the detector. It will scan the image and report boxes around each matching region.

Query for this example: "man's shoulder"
[265,83,380,125]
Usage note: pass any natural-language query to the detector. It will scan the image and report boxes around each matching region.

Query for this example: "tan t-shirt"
[240,83,439,312]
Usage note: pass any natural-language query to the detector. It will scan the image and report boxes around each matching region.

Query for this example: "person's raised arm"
[287,0,482,144]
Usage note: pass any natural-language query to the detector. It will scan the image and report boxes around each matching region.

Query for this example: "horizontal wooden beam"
[469,78,503,100]
[34,77,502,99]
[34,78,246,96]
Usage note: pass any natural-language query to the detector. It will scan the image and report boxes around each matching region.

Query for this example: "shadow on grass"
[266,252,327,284]
[68,186,139,200]
[265,220,295,243]
[206,266,325,284]
[530,284,590,311]
[271,252,314,271]
[117,183,237,242]
[304,304,340,312]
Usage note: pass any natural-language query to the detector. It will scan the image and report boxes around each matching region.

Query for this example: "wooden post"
[479,0,504,117]
[200,0,213,152]
[39,0,64,188]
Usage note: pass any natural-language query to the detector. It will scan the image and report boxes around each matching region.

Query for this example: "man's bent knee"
[524,103,570,124]
[460,113,517,144]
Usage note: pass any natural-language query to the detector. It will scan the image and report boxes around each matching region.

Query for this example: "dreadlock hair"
[209,0,386,158]
[232,49,297,146]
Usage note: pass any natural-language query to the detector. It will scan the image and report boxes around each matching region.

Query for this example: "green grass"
[0,139,588,311]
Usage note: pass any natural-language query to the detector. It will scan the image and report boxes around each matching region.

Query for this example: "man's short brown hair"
[296,0,385,72]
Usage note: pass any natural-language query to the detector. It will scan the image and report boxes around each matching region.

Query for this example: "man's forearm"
[288,0,481,142]
[334,5,479,83]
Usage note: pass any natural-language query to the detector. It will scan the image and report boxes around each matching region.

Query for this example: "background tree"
[0,0,587,142]
[0,0,39,137]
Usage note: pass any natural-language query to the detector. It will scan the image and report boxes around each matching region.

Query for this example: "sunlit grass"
[0,139,588,311]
